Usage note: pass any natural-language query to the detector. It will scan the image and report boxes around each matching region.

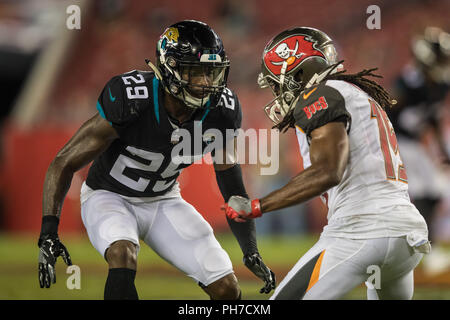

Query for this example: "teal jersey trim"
[96,101,112,125]
[199,99,211,123]
[153,77,160,124]
[200,109,210,122]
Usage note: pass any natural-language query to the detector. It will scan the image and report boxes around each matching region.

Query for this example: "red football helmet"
[258,27,339,124]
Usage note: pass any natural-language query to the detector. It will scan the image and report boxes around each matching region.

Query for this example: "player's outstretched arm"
[261,121,349,213]
[224,121,349,220]
[39,113,118,288]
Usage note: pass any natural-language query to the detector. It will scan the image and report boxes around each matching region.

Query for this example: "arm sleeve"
[215,164,258,256]
[293,83,351,137]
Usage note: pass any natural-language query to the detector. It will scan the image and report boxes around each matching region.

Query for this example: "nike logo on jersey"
[108,87,116,102]
[303,96,329,119]
[303,87,317,100]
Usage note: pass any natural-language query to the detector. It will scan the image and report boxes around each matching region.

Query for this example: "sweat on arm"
[42,114,118,218]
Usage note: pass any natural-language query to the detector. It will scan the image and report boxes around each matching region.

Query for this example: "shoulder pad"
[293,83,351,135]
[97,72,154,127]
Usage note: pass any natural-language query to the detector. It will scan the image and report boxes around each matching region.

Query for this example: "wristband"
[40,215,59,237]
[250,199,262,218]
[215,164,248,202]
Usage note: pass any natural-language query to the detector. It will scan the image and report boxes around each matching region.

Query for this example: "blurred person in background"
[37,20,275,300]
[386,26,450,275]
[224,26,430,300]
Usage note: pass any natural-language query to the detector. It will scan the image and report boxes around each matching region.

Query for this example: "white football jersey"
[294,80,428,239]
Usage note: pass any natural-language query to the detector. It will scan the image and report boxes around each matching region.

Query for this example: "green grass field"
[1,232,449,300]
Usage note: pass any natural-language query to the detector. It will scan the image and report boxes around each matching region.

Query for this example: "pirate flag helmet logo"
[264,35,325,76]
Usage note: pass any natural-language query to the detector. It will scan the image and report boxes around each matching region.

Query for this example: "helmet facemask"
[257,61,301,124]
[177,62,230,108]
[159,52,230,109]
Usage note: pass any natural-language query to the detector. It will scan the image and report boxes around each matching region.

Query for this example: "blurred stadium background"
[0,0,449,300]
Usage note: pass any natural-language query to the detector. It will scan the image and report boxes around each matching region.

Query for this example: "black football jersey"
[293,82,351,142]
[86,70,242,197]
[387,65,449,140]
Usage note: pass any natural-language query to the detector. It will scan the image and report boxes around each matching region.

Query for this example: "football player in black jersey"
[386,26,450,274]
[38,20,275,300]
[386,26,450,243]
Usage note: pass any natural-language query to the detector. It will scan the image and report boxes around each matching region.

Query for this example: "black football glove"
[243,252,276,294]
[38,234,72,288]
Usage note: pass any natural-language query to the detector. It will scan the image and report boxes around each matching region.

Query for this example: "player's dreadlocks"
[275,60,397,133]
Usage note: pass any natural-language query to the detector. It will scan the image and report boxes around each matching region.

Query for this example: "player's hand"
[38,234,72,288]
[244,252,276,294]
[223,196,262,222]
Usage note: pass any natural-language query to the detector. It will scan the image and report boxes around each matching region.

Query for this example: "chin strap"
[145,59,163,80]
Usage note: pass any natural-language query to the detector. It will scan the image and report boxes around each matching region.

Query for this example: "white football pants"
[270,236,426,300]
[80,182,234,286]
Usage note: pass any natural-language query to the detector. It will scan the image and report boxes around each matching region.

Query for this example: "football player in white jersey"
[224,27,430,300]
